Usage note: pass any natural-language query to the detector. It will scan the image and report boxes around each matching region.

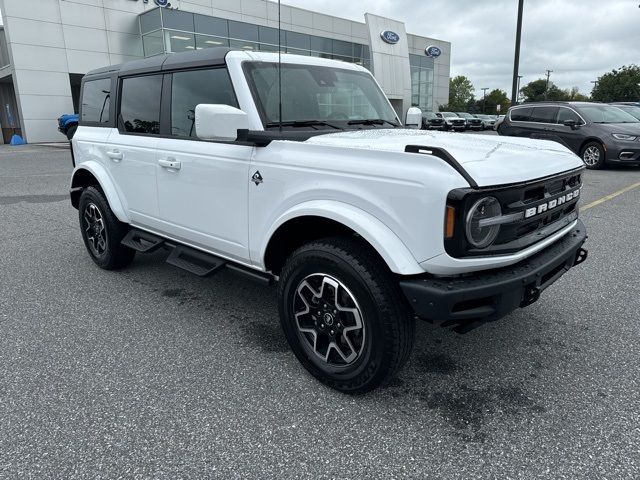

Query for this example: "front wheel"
[78,187,135,270]
[278,237,415,394]
[581,141,605,169]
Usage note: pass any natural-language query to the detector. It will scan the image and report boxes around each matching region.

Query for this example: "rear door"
[528,106,560,142]
[107,74,162,226]
[154,67,253,263]
[506,106,533,136]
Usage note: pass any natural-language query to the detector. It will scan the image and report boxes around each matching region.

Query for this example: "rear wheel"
[78,187,135,270]
[581,141,605,169]
[278,237,415,394]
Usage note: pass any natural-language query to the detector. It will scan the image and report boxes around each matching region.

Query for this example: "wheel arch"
[579,137,605,154]
[70,162,129,223]
[261,201,424,276]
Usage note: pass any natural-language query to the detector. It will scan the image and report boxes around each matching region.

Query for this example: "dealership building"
[0,0,450,143]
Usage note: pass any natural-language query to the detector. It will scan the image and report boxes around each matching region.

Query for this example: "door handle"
[106,150,123,161]
[158,158,181,170]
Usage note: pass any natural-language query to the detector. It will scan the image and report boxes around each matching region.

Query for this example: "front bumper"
[605,144,640,165]
[399,220,587,333]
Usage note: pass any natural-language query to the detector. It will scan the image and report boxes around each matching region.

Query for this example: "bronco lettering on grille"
[524,188,581,219]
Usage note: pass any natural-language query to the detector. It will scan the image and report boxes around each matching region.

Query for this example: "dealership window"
[143,30,164,57]
[120,75,162,135]
[170,69,238,137]
[139,9,370,70]
[166,30,196,52]
[81,78,111,124]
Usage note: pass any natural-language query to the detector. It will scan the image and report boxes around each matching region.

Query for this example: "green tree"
[476,89,511,114]
[446,76,476,111]
[591,65,640,102]
[520,79,588,103]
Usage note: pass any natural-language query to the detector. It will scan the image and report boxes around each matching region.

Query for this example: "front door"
[153,68,253,263]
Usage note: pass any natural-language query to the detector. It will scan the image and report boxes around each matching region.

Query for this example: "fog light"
[465,197,501,248]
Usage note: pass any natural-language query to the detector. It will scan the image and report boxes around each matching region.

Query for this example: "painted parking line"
[582,180,640,211]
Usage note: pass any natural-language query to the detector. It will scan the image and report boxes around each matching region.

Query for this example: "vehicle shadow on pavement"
[123,249,563,444]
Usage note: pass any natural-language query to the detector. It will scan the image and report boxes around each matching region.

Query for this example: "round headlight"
[465,196,502,248]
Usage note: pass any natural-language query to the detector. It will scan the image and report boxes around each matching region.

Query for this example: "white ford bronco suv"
[70,49,588,393]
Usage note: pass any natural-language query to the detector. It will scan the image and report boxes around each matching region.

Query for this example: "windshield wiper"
[265,120,342,130]
[347,118,400,127]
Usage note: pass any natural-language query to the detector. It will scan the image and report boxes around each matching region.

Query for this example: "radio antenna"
[278,0,283,132]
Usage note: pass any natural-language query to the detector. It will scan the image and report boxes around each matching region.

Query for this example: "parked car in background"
[611,103,640,121]
[494,115,506,132]
[476,114,497,130]
[498,102,640,169]
[611,101,640,108]
[58,113,79,140]
[421,111,446,130]
[439,112,466,131]
[455,112,483,131]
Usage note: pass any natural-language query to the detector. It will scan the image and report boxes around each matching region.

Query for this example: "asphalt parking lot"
[1,142,639,479]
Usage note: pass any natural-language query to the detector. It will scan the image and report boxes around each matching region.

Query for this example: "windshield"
[456,112,473,118]
[244,62,398,129]
[615,105,640,121]
[423,112,438,119]
[441,112,458,118]
[576,104,639,124]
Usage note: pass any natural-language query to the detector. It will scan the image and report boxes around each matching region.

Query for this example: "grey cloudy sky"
[280,0,640,98]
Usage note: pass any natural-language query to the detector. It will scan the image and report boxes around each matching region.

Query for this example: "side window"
[171,68,238,137]
[81,78,111,124]
[119,75,163,135]
[557,107,581,124]
[530,106,559,123]
[510,107,532,122]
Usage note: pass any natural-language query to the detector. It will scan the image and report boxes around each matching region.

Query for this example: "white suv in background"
[70,49,588,392]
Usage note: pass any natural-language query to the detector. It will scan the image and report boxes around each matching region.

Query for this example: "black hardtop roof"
[84,47,232,78]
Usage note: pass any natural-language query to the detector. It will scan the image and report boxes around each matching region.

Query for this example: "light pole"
[516,75,523,104]
[481,87,489,114]
[544,69,553,100]
[511,0,525,106]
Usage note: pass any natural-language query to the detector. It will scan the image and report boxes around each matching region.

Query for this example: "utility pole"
[481,88,489,114]
[516,75,523,104]
[544,69,553,100]
[511,0,525,106]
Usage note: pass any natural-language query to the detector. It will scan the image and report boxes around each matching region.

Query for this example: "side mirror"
[563,119,579,130]
[405,107,422,129]
[195,104,249,142]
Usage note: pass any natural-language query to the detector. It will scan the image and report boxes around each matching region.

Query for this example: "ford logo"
[154,0,171,6]
[380,30,400,45]
[425,45,442,58]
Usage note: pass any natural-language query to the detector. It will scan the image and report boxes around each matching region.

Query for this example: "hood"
[591,122,640,135]
[303,129,584,187]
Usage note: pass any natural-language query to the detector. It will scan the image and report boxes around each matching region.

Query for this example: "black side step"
[121,229,165,253]
[165,245,227,277]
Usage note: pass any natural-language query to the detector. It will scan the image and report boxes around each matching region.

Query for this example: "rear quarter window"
[510,107,532,122]
[80,78,111,124]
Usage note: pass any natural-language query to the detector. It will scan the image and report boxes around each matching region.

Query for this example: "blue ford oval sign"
[425,45,442,58]
[380,31,400,45]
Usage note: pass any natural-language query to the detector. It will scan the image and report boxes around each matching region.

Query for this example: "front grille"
[445,168,584,258]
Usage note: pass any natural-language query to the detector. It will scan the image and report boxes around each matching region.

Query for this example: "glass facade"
[139,8,371,71]
[409,54,434,113]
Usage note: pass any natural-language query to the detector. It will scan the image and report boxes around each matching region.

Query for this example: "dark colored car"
[498,102,640,169]
[421,111,446,130]
[58,113,79,140]
[455,112,483,131]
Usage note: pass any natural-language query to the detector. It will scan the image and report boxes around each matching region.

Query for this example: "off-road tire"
[278,237,415,394]
[78,186,135,270]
